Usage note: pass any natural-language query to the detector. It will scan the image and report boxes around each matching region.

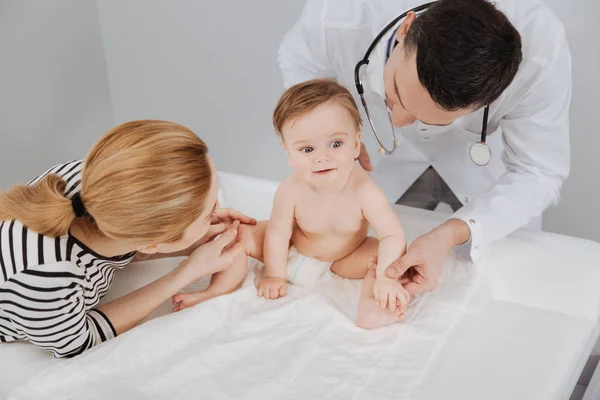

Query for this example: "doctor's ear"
[397,11,417,40]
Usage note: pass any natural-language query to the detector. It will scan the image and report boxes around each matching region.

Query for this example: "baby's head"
[273,79,362,186]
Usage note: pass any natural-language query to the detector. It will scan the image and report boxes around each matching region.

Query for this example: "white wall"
[0,0,114,189]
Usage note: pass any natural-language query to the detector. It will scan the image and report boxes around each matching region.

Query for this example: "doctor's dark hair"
[273,78,362,138]
[0,120,212,242]
[404,0,522,110]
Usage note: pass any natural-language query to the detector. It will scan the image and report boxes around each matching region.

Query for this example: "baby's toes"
[172,293,184,305]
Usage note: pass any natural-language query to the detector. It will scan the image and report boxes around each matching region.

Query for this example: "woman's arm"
[97,263,191,334]
[100,225,244,335]
[0,262,121,358]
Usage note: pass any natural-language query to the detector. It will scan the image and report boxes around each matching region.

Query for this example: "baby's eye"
[301,147,314,154]
[330,141,343,149]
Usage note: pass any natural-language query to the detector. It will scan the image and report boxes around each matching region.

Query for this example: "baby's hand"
[257,277,288,300]
[374,277,410,316]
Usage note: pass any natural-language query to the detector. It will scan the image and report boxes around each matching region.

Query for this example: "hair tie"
[71,193,87,218]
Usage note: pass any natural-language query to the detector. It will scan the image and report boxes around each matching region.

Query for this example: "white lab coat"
[278,0,571,262]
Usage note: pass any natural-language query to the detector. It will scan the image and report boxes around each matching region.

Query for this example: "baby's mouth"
[313,168,336,175]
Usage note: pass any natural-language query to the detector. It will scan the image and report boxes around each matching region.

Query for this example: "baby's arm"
[360,180,409,314]
[258,181,295,299]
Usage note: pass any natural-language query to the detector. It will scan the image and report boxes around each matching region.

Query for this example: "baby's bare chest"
[294,195,365,234]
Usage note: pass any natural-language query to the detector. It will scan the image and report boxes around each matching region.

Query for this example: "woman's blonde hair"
[0,120,212,243]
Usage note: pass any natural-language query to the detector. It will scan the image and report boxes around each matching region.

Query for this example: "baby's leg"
[330,237,378,279]
[331,237,404,329]
[172,221,268,312]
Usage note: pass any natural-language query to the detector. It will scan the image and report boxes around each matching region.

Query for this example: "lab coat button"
[469,219,476,225]
[464,197,470,203]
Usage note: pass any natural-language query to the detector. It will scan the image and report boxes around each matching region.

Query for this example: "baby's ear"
[354,131,362,157]
[281,141,293,165]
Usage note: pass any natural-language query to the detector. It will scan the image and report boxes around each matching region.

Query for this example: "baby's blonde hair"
[0,120,212,243]
[273,78,363,138]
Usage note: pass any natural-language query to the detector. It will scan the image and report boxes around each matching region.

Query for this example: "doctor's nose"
[391,104,417,127]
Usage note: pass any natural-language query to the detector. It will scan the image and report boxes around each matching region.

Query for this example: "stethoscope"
[353,2,491,166]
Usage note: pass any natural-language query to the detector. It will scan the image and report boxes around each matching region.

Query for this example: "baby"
[174,79,410,328]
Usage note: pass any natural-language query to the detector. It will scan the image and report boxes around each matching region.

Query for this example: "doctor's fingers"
[385,251,422,280]
[402,271,439,295]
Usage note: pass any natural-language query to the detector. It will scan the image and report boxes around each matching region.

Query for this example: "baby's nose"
[314,154,331,163]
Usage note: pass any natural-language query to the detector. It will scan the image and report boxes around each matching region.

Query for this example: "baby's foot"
[172,290,217,312]
[355,271,404,330]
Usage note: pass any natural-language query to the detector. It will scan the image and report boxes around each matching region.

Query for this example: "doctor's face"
[382,15,474,128]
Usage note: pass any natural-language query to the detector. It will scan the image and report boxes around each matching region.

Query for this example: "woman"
[0,120,255,358]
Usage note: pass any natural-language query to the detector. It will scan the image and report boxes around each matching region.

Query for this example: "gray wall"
[97,0,305,182]
[0,0,598,243]
[96,0,600,242]
[541,0,599,243]
[0,0,114,188]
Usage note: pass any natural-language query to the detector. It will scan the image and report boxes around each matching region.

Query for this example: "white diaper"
[286,246,333,288]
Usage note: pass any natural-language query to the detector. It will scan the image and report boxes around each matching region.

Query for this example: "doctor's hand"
[357,142,374,172]
[384,220,470,295]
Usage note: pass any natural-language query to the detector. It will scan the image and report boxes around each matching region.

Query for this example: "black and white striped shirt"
[0,161,135,358]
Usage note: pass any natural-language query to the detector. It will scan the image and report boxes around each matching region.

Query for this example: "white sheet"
[3,171,600,400]
[7,172,486,400]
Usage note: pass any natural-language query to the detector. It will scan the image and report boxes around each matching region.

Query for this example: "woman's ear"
[136,243,160,255]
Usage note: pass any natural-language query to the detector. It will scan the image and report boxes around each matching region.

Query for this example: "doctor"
[278,0,571,294]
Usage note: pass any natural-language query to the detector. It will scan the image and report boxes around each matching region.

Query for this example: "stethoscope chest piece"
[469,141,491,166]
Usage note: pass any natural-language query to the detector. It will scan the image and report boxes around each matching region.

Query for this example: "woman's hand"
[198,208,257,246]
[196,207,256,247]
[210,207,256,226]
[180,221,246,284]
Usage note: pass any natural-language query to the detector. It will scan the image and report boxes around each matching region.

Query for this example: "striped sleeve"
[26,160,84,197]
[0,262,116,358]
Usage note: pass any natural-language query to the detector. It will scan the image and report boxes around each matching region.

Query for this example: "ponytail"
[0,174,76,237]
[1,120,213,244]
